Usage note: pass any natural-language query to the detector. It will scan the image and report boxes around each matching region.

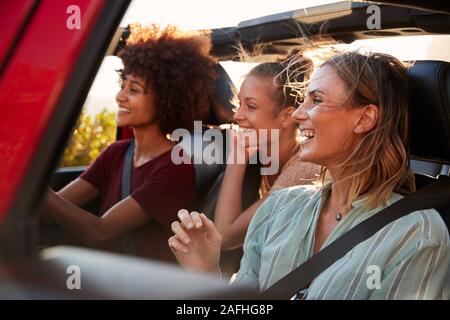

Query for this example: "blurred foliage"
[60,108,117,167]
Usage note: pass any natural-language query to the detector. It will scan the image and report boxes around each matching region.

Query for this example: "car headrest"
[408,60,450,163]
[205,64,235,125]
[175,126,226,205]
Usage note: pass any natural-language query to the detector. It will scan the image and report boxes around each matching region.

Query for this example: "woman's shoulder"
[359,191,449,247]
[90,139,131,165]
[270,183,320,199]
[399,208,449,244]
[271,154,322,191]
[103,139,132,154]
[151,146,194,172]
[368,194,450,250]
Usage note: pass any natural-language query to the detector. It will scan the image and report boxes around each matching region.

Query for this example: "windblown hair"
[248,49,314,115]
[319,50,415,209]
[235,44,314,116]
[118,24,218,134]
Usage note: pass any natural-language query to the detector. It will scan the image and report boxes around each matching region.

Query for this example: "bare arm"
[43,188,149,246]
[215,160,267,250]
[216,196,266,250]
[57,177,99,207]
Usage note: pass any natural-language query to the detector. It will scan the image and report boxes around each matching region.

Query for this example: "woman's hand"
[169,209,222,274]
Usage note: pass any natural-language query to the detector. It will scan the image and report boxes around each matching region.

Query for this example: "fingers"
[171,221,191,245]
[190,211,203,228]
[177,209,203,229]
[168,236,188,254]
[177,209,194,229]
[199,213,222,242]
[172,210,205,245]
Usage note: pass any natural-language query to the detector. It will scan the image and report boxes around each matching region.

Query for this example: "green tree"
[60,108,117,167]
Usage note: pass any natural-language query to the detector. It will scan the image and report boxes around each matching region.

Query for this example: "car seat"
[408,60,450,229]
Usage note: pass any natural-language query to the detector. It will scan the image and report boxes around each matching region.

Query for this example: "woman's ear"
[278,106,296,128]
[353,104,379,134]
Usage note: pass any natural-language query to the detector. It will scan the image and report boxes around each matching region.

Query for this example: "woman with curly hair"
[41,25,217,262]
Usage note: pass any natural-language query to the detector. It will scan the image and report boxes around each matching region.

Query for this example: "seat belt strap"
[121,140,135,255]
[263,176,450,299]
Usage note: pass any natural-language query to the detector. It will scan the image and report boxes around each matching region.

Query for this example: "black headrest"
[205,64,235,125]
[408,60,450,163]
[175,127,226,199]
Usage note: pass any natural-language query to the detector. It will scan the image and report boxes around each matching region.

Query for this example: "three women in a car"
[169,51,449,299]
[41,25,218,262]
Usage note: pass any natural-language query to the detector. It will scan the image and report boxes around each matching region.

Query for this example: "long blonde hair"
[319,51,415,209]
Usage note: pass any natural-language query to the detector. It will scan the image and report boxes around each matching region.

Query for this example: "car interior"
[0,0,448,298]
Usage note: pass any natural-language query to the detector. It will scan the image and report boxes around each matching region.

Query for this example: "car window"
[61,32,450,169]
[59,57,121,168]
[304,35,450,67]
[340,35,449,61]
[63,0,450,169]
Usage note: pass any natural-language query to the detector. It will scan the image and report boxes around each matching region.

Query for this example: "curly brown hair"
[118,24,218,134]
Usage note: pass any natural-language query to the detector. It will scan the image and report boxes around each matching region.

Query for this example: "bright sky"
[86,0,338,115]
[120,0,337,30]
[84,0,450,116]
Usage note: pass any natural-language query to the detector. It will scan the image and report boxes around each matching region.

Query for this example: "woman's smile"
[117,106,132,116]
[299,128,316,144]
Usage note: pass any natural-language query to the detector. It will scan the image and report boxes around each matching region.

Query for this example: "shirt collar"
[319,181,404,212]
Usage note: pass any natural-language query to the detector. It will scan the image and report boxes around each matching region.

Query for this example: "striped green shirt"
[233,183,450,299]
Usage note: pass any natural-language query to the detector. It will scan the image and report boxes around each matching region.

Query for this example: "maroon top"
[80,139,195,262]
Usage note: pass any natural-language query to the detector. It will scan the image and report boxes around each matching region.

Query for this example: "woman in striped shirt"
[168,50,449,299]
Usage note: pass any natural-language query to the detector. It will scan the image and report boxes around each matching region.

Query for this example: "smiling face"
[233,75,294,146]
[115,74,157,128]
[292,65,368,168]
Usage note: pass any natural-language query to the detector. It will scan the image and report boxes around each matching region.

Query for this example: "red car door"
[0,0,130,257]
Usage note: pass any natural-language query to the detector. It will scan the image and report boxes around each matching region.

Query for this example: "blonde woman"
[169,51,449,299]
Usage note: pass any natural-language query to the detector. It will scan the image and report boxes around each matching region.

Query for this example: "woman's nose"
[292,103,309,122]
[116,88,126,103]
[233,107,245,122]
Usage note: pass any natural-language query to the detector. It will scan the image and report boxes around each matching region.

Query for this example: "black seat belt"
[121,140,135,255]
[263,176,450,299]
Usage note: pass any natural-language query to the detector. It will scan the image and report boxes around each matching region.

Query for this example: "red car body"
[0,0,105,224]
